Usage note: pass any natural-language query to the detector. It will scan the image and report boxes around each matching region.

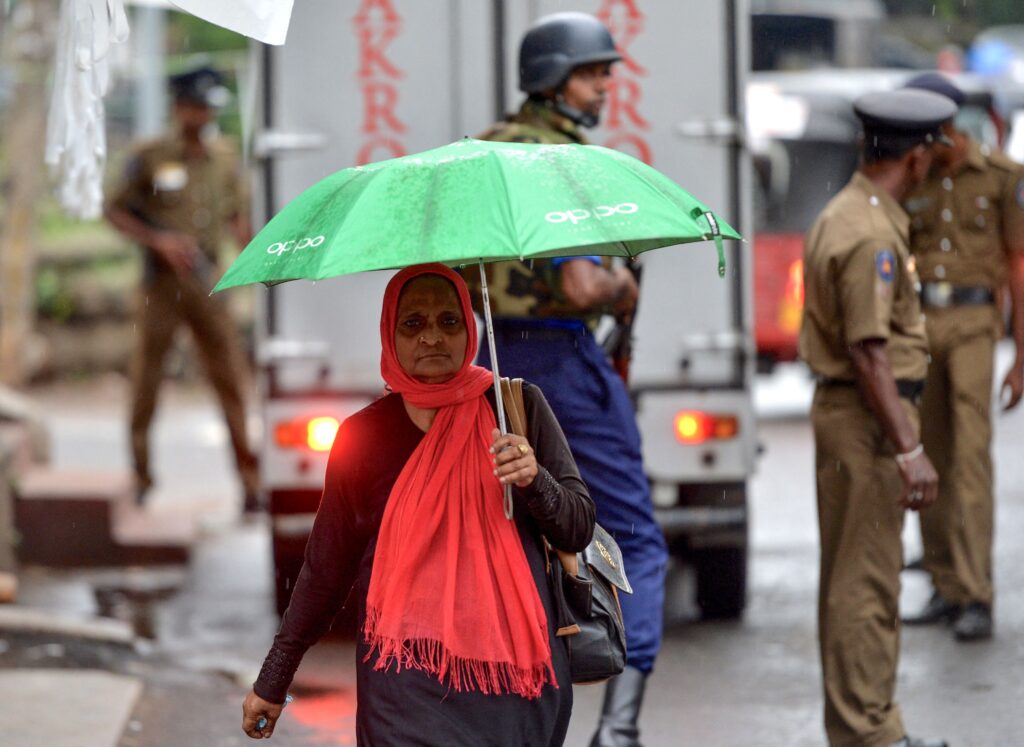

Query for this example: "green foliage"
[163,12,249,142]
[883,0,1024,24]
[35,266,75,322]
[167,11,248,54]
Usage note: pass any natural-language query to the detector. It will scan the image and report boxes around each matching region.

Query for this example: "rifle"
[601,261,642,384]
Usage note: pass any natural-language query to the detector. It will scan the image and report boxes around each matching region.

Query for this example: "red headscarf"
[364,263,554,699]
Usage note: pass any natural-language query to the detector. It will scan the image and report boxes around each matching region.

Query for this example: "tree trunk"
[0,0,56,386]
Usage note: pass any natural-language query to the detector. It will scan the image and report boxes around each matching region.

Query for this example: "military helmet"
[518,12,621,93]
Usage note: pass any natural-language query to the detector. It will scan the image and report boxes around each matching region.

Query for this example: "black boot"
[589,666,647,747]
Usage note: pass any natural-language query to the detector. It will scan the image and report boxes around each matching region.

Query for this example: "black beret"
[169,65,229,107]
[854,89,957,155]
[902,72,967,108]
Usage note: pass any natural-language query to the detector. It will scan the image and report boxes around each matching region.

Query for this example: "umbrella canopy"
[213,138,741,292]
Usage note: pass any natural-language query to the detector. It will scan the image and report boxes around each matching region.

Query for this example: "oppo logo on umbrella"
[545,203,639,225]
[266,235,326,256]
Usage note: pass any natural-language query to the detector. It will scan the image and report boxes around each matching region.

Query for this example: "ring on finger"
[517,443,529,456]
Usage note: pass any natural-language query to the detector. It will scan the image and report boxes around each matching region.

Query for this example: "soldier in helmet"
[469,13,667,747]
[800,88,955,747]
[104,65,259,512]
[899,72,1024,643]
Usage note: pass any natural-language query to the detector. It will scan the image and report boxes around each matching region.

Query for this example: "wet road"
[27,369,1024,746]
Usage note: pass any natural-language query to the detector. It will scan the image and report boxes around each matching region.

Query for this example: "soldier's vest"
[465,99,609,322]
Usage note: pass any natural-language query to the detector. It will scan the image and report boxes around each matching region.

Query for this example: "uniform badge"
[876,249,895,283]
[153,162,188,191]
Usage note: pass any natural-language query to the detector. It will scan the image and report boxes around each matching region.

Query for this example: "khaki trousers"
[918,305,996,608]
[812,385,916,747]
[130,271,257,495]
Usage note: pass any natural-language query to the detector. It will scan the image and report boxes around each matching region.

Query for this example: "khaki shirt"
[466,100,608,321]
[904,137,1024,288]
[800,172,928,381]
[106,129,248,263]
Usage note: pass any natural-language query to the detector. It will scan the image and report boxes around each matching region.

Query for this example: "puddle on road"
[287,689,357,744]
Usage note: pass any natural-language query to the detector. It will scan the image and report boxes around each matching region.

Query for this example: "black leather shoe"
[902,591,959,626]
[953,603,993,641]
[890,736,949,747]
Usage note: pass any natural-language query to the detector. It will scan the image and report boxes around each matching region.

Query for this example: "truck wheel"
[695,546,747,620]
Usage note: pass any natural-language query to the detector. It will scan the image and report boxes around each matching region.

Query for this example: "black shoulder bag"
[501,377,631,684]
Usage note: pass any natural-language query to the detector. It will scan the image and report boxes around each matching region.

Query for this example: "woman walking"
[242,263,595,745]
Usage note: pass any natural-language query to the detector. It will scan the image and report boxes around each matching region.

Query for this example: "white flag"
[45,0,130,219]
[169,0,294,46]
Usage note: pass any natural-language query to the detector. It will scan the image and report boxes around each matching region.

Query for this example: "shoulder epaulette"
[982,146,1023,175]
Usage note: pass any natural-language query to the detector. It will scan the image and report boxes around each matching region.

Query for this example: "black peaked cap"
[902,71,967,108]
[854,89,958,151]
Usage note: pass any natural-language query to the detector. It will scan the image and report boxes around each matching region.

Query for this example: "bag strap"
[499,377,527,438]
[500,377,580,580]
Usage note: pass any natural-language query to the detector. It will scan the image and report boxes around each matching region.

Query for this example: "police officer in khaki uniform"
[800,88,955,747]
[105,66,259,510]
[467,13,666,747]
[900,73,1024,641]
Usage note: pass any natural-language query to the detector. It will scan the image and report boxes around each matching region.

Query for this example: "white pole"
[478,259,513,518]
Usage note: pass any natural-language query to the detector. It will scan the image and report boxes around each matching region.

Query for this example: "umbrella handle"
[478,259,514,520]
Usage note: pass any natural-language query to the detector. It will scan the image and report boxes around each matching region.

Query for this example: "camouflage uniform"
[106,129,258,498]
[904,138,1024,611]
[469,98,667,675]
[467,99,611,324]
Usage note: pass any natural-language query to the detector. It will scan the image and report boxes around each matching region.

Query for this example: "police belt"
[491,317,588,340]
[818,377,925,403]
[920,282,996,309]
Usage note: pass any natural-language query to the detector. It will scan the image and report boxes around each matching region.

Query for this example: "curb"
[0,605,135,645]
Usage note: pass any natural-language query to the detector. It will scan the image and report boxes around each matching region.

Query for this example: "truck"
[747,68,1006,368]
[250,0,757,620]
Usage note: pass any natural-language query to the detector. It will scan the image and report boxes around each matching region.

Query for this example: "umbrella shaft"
[478,259,513,520]
[479,260,507,435]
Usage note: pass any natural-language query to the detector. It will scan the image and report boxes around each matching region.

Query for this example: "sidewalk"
[0,605,141,747]
[2,670,142,747]
[1,376,246,747]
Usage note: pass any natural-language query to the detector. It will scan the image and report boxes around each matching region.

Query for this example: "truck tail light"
[673,411,739,444]
[274,416,340,452]
[785,258,804,308]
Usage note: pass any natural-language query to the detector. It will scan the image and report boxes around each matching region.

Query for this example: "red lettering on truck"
[354,0,407,165]
[597,0,652,164]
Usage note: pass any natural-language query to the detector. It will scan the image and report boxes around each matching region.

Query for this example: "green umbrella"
[215,137,741,515]
[215,138,740,289]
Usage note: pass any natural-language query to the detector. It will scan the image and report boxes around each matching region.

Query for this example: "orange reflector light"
[673,411,739,444]
[785,258,805,308]
[274,416,340,452]
[307,417,340,452]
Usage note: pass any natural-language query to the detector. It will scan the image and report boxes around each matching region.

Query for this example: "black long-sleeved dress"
[254,382,595,746]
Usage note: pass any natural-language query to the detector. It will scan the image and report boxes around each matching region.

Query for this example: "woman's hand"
[242,689,284,740]
[490,429,538,488]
